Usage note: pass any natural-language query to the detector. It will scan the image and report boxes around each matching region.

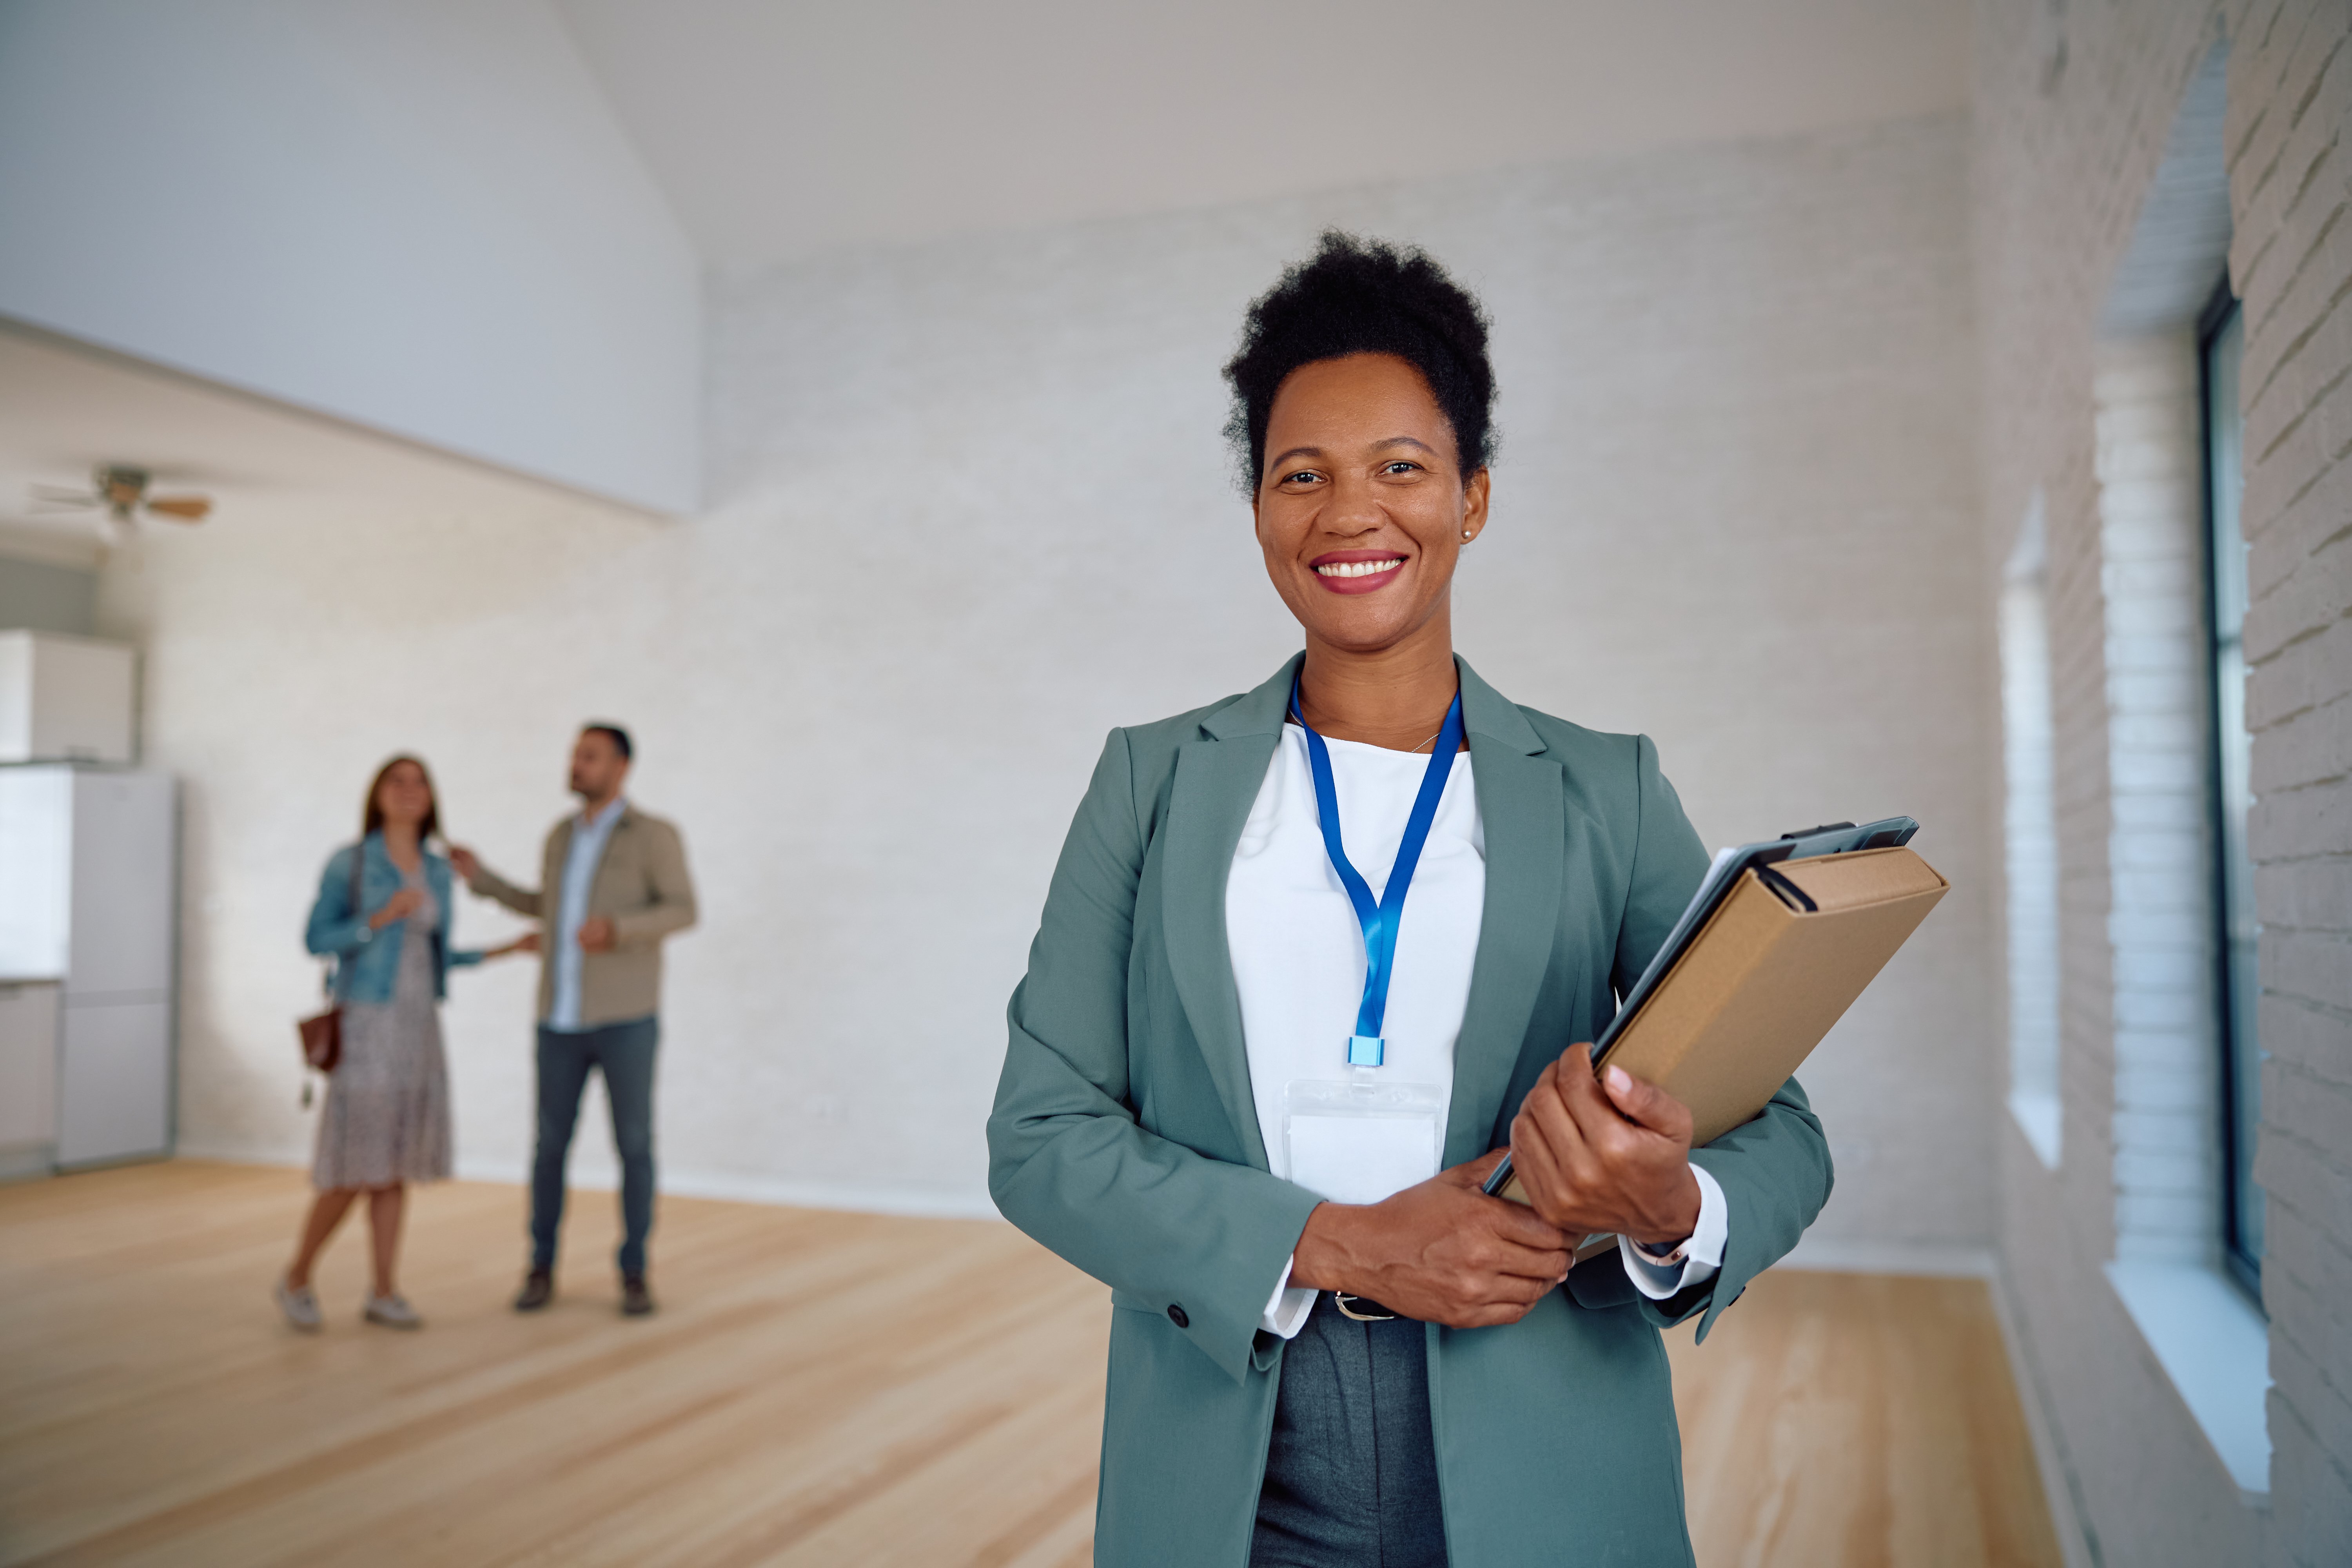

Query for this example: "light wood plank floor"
[0,1162,2058,1567]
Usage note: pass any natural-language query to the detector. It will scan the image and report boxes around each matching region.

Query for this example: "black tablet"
[1480,815,1917,1200]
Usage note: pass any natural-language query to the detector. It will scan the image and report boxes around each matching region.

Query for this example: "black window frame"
[2198,276,2263,1302]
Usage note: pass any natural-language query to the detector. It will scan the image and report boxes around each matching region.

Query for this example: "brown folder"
[1496,844,1947,1228]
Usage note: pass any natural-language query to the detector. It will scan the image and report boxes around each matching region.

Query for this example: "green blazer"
[988,655,1832,1567]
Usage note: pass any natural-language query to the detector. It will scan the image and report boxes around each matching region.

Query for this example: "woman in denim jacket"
[275,755,528,1332]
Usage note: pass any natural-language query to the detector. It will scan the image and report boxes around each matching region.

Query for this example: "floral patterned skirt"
[311,927,452,1190]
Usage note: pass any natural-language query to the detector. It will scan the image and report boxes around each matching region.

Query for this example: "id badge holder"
[1281,1071,1445,1206]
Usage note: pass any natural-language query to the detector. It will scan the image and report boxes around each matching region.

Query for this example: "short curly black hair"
[1222,230,1496,492]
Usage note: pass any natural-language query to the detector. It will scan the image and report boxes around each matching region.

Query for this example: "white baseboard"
[641,1168,1002,1221]
[171,1150,1994,1247]
[174,1140,309,1169]
[1989,1263,2101,1568]
[1773,1235,1997,1278]
[447,1156,1003,1221]
[167,1146,1003,1222]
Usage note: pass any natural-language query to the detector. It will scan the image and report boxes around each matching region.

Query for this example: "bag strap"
[327,836,366,1002]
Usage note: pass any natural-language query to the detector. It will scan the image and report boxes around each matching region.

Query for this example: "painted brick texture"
[2226,4,2352,1562]
[120,116,1995,1247]
[2094,334,2225,1263]
[1981,0,2352,1561]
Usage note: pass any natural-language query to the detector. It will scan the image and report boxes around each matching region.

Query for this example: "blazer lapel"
[1157,654,1566,1170]
[545,816,575,905]
[1160,656,1299,1171]
[1443,659,1564,1167]
[590,806,630,908]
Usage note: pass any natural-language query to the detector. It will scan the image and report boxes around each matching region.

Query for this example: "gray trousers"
[1252,1295,1450,1568]
[531,1018,657,1276]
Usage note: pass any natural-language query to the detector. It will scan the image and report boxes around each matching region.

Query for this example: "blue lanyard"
[1289,672,1467,1068]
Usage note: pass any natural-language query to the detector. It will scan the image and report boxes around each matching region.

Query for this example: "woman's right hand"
[368,887,425,930]
[1287,1150,1575,1328]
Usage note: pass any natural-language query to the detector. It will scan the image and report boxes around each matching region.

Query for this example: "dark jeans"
[1252,1295,1449,1567]
[531,1017,658,1277]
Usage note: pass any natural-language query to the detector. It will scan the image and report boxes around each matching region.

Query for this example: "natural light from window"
[2002,496,2062,1167]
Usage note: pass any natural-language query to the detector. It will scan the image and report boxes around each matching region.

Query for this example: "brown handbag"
[297,1002,341,1073]
[297,841,368,1075]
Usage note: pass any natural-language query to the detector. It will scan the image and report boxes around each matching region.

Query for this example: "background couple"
[276,723,697,1332]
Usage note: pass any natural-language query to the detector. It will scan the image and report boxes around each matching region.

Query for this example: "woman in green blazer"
[988,233,1832,1567]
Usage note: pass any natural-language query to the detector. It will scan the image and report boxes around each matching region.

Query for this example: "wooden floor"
[0,1163,2059,1567]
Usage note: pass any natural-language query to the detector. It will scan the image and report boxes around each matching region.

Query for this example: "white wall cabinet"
[0,631,136,765]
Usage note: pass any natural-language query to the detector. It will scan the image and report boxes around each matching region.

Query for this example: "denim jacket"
[303,833,482,1004]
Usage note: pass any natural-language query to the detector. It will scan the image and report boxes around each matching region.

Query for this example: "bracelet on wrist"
[1632,1232,1692,1264]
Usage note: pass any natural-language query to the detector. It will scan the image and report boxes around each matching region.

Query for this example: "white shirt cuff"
[1259,1255,1318,1339]
[1619,1164,1727,1301]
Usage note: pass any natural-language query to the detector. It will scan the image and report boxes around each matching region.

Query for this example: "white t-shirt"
[1227,724,1486,1194]
[1223,721,1724,1338]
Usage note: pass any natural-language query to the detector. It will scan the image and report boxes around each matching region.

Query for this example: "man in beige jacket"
[452,724,695,1317]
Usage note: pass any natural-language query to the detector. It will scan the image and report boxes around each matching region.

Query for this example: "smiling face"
[372,760,434,831]
[1253,352,1489,658]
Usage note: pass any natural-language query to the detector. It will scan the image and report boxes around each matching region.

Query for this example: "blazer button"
[1166,1303,1189,1328]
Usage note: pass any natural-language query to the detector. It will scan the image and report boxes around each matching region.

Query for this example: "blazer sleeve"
[1610,734,1711,997]
[987,730,1324,1385]
[1577,734,1835,1342]
[468,862,543,919]
[303,846,372,958]
[611,818,698,948]
[427,855,485,966]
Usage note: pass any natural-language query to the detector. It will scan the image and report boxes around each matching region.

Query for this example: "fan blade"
[145,495,212,522]
[29,485,97,506]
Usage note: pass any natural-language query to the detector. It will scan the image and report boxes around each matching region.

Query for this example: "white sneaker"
[275,1278,323,1333]
[363,1292,422,1329]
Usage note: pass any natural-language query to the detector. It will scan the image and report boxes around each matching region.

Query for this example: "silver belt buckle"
[1332,1291,1396,1322]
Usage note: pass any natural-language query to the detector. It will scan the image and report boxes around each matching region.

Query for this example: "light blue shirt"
[547,798,624,1032]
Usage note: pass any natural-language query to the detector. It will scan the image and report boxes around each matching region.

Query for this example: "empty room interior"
[1,2,2347,1565]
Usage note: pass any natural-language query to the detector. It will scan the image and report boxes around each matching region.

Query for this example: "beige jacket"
[470,804,697,1027]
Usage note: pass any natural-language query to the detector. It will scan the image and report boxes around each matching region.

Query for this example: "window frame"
[2197,276,2263,1302]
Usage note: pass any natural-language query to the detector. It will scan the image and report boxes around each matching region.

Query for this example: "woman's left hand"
[1509,1044,1701,1249]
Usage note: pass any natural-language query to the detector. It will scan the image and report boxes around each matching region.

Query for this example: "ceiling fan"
[29,465,214,534]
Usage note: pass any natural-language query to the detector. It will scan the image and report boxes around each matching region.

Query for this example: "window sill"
[2008,1091,2061,1169]
[2105,1260,2270,1501]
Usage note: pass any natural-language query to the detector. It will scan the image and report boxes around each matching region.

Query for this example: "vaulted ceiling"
[0,1,1973,541]
[557,0,1973,264]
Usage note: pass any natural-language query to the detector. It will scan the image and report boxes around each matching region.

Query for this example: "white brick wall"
[2225,2,2352,1561]
[117,117,1994,1247]
[707,116,1997,1249]
[1980,0,2352,1561]
[2094,333,2226,1265]
[1977,1,2250,1563]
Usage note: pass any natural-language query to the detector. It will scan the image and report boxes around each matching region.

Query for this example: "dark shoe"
[621,1273,655,1317]
[513,1268,554,1312]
